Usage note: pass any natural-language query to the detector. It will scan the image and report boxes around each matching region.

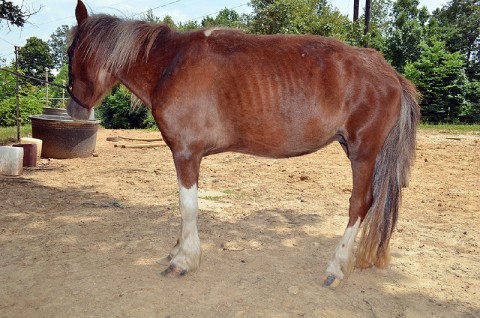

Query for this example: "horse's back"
[156,29,404,158]
[202,31,401,155]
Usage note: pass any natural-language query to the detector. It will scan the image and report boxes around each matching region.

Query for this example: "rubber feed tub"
[30,115,100,159]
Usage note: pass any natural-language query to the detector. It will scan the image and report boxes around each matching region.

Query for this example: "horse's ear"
[76,0,88,25]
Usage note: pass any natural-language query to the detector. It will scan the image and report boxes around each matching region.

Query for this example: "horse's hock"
[29,114,99,159]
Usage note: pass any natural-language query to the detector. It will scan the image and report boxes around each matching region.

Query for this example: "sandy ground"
[1,128,479,317]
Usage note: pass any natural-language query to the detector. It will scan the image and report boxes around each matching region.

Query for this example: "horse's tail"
[356,76,421,269]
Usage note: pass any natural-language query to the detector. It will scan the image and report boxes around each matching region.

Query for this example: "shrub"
[0,95,43,126]
[97,85,156,129]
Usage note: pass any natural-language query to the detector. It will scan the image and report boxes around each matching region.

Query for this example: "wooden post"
[15,46,20,142]
[45,67,49,107]
[62,80,66,107]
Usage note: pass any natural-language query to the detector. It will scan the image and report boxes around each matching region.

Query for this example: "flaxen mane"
[69,14,171,73]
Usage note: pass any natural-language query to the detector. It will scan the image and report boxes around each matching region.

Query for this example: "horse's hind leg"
[323,155,376,288]
[161,152,202,277]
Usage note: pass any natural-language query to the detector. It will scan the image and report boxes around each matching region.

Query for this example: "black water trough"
[29,114,100,159]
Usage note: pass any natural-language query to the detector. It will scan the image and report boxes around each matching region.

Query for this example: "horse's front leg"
[161,152,202,277]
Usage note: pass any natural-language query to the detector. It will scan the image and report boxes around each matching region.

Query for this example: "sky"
[0,0,449,64]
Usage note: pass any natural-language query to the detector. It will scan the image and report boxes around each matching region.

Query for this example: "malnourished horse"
[67,0,420,287]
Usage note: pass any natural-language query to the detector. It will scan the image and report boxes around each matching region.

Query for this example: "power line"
[0,36,16,46]
[96,0,185,19]
[147,0,184,12]
[0,1,251,58]
[0,52,14,60]
[191,3,249,22]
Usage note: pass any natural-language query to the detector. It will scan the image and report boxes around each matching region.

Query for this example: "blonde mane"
[69,14,171,73]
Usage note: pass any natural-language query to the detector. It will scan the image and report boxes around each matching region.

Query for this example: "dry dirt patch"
[1,129,479,317]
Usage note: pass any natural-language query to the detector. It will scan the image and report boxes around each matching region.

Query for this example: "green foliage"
[143,9,162,23]
[3,0,477,127]
[404,38,470,123]
[0,65,47,126]
[0,94,43,126]
[97,85,156,129]
[0,0,39,29]
[202,8,247,29]
[462,80,480,123]
[385,0,427,72]
[48,64,68,108]
[431,0,480,81]
[48,25,70,70]
[249,0,325,35]
[177,20,201,32]
[351,0,392,49]
[161,15,177,29]
[18,37,53,84]
[1,65,17,99]
[313,1,350,39]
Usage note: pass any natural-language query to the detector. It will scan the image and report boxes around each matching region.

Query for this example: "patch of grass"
[202,196,222,202]
[420,123,480,134]
[0,125,32,145]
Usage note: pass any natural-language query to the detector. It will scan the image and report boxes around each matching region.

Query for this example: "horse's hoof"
[322,273,341,289]
[161,264,188,277]
[157,255,172,266]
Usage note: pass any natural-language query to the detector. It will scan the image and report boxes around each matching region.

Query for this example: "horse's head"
[67,0,117,120]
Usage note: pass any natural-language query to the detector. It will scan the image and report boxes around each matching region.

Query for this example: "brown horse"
[67,0,420,287]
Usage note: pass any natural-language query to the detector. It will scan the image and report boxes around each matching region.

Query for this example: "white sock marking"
[173,183,201,270]
[326,218,361,279]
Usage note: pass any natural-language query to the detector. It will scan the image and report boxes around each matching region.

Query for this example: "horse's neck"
[117,72,153,108]
[115,34,178,109]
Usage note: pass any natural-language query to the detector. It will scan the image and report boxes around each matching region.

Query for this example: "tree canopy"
[18,37,53,84]
[48,25,70,70]
[1,0,479,126]
[0,0,41,29]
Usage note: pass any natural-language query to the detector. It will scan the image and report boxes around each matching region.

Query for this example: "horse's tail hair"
[356,76,421,269]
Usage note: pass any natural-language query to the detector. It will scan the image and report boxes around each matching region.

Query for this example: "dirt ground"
[1,128,479,317]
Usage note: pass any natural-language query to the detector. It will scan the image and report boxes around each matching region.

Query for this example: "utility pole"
[353,0,360,45]
[15,46,20,142]
[364,0,371,48]
[353,0,359,22]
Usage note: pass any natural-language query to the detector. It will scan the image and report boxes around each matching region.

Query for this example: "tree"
[142,9,177,29]
[358,0,393,50]
[249,0,318,34]
[97,85,155,129]
[0,64,45,126]
[0,63,16,100]
[0,0,41,29]
[143,9,162,23]
[161,15,177,29]
[48,25,70,70]
[18,37,53,84]
[49,64,68,108]
[431,0,480,81]
[405,38,470,123]
[385,0,428,72]
[177,20,201,32]
[314,0,350,40]
[463,80,480,123]
[201,8,246,29]
[248,0,349,36]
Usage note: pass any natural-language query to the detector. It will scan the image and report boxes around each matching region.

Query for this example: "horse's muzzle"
[67,99,93,121]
